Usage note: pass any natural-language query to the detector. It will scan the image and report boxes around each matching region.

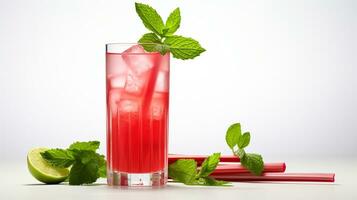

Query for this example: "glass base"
[107,169,167,187]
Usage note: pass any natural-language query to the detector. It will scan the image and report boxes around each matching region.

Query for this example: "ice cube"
[124,70,146,95]
[106,54,127,76]
[159,53,170,72]
[107,54,128,88]
[109,75,126,88]
[119,100,139,113]
[149,94,166,120]
[122,45,155,76]
[123,44,145,54]
[154,71,169,92]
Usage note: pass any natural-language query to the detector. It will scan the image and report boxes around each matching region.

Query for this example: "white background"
[0,0,356,161]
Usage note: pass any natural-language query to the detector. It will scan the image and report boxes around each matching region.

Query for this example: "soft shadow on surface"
[23,184,49,186]
[23,182,337,189]
[23,183,107,186]
[82,183,107,186]
[238,181,340,186]
[101,182,243,191]
[103,185,241,192]
[166,182,265,191]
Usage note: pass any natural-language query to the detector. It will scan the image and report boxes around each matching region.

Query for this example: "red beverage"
[106,44,169,186]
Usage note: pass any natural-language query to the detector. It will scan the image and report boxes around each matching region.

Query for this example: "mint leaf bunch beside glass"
[40,141,106,185]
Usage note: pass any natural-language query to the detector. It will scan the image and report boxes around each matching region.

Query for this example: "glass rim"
[106,43,162,55]
[106,42,160,45]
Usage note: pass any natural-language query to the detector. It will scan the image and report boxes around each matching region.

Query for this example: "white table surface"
[2,158,357,200]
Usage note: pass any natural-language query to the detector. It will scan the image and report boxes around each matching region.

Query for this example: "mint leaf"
[138,33,169,55]
[169,153,231,186]
[75,150,98,164]
[164,36,205,60]
[69,159,99,185]
[68,150,104,185]
[238,132,250,149]
[198,153,220,177]
[41,149,75,168]
[225,123,241,149]
[199,177,231,186]
[165,8,180,35]
[138,33,161,43]
[135,2,165,36]
[98,154,107,178]
[169,159,197,184]
[241,153,264,176]
[69,141,100,151]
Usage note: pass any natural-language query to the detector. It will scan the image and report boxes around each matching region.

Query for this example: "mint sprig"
[225,123,264,175]
[40,141,106,185]
[169,153,230,186]
[135,2,205,59]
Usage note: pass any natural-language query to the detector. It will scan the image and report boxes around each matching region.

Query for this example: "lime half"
[27,148,69,184]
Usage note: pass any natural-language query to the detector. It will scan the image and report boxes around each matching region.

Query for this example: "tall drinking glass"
[106,43,169,187]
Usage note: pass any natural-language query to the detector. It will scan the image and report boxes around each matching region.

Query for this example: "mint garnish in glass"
[135,2,206,59]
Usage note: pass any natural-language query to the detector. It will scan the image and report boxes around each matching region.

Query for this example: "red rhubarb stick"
[168,154,239,165]
[212,163,286,174]
[212,173,335,182]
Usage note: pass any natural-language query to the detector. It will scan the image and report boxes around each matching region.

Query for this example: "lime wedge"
[27,148,69,184]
